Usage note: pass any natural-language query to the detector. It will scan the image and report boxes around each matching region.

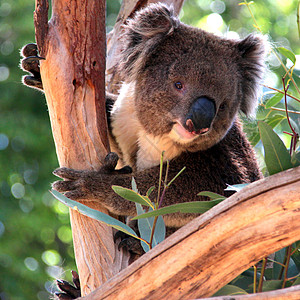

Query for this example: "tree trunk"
[34,0,184,296]
[34,0,129,296]
[80,166,300,299]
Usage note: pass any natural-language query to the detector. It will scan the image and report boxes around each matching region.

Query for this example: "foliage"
[1,0,299,299]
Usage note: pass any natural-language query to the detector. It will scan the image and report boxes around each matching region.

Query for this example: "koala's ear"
[236,34,267,117]
[119,3,180,81]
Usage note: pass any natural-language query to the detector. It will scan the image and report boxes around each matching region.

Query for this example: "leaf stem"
[258,258,267,292]
[253,264,258,293]
[156,152,164,207]
[282,77,299,154]
[282,245,293,288]
[167,166,186,188]
[149,216,158,249]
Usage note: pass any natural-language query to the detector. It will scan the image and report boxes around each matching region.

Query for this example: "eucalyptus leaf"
[131,177,138,193]
[112,185,152,207]
[146,186,155,198]
[266,114,286,128]
[230,275,254,292]
[225,183,249,192]
[265,93,283,109]
[246,115,286,147]
[135,203,166,252]
[292,277,300,286]
[258,121,293,175]
[135,203,150,252]
[212,284,247,296]
[50,189,138,239]
[278,47,296,64]
[197,191,226,200]
[132,199,223,220]
[261,280,284,292]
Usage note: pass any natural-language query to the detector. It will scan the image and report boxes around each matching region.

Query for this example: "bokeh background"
[0,0,299,299]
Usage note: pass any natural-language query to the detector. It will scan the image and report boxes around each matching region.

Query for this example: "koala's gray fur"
[22,3,266,235]
[52,3,266,230]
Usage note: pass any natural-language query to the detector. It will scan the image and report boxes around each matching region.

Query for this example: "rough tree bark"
[34,0,184,296]
[81,166,300,299]
[34,0,126,296]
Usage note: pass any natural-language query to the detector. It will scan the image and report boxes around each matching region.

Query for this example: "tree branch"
[81,166,300,299]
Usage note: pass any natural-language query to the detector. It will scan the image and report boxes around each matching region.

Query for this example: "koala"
[21,3,265,297]
[21,2,265,233]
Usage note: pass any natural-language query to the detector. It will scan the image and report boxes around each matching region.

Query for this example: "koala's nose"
[185,97,216,134]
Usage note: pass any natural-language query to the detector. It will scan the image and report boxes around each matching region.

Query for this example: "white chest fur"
[111,82,183,171]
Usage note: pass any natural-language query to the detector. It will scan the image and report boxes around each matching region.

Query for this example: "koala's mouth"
[170,121,210,143]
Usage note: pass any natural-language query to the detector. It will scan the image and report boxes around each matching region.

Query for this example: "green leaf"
[258,121,293,175]
[213,284,247,296]
[50,189,138,239]
[278,47,296,64]
[135,203,166,252]
[265,93,283,109]
[132,199,223,220]
[261,280,284,292]
[292,276,300,286]
[225,183,249,192]
[230,275,254,292]
[266,114,286,128]
[131,177,138,193]
[112,185,152,207]
[197,191,226,200]
[146,186,155,198]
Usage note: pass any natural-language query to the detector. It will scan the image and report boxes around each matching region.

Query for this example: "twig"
[259,103,300,115]
[282,245,293,288]
[263,84,300,103]
[253,264,258,293]
[258,258,267,292]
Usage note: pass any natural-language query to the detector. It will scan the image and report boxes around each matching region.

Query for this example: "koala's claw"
[21,43,38,57]
[21,56,43,74]
[22,75,43,90]
[104,152,119,170]
[103,152,132,174]
[53,167,83,180]
[55,270,81,299]
[20,43,44,90]
[52,180,78,192]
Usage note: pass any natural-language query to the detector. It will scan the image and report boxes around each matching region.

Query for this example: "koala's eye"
[174,81,183,90]
[219,102,227,111]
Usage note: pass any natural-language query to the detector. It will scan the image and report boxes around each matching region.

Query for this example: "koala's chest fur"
[110,82,183,171]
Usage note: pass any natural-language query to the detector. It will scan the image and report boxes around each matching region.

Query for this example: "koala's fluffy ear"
[119,3,180,81]
[236,34,267,117]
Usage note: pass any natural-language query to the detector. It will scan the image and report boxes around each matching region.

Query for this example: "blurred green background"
[0,0,299,299]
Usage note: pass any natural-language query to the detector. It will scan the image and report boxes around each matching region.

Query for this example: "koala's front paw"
[55,270,81,299]
[20,43,45,90]
[52,152,132,200]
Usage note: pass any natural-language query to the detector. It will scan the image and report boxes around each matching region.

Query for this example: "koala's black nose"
[185,97,216,134]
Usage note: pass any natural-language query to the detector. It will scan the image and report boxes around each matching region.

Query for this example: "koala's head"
[119,3,266,151]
